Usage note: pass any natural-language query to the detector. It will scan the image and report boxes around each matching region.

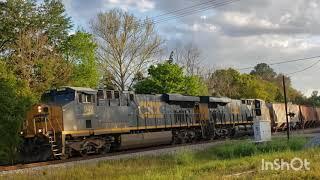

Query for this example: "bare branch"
[91,9,163,91]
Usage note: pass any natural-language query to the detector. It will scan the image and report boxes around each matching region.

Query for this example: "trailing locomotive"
[19,87,267,162]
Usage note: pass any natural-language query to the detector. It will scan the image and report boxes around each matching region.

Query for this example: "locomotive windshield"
[41,88,75,104]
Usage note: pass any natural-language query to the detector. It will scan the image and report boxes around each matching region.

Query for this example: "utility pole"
[282,75,290,140]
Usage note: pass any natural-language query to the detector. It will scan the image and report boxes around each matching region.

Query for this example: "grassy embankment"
[4,137,320,180]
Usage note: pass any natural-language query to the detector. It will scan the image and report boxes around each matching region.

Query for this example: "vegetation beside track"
[4,137,320,179]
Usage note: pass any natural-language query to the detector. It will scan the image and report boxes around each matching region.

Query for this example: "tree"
[63,31,99,88]
[7,30,72,99]
[184,76,208,96]
[100,71,116,90]
[249,64,305,103]
[0,0,72,54]
[207,68,241,98]
[311,90,318,97]
[207,68,282,101]
[237,74,282,102]
[250,63,277,81]
[272,73,306,103]
[91,9,163,91]
[134,61,208,96]
[305,90,320,106]
[0,0,73,99]
[38,0,72,46]
[175,43,203,76]
[0,0,37,53]
[0,61,31,164]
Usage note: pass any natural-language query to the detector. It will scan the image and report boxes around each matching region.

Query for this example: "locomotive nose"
[33,104,50,135]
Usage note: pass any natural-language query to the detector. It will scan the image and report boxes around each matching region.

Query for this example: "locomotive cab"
[23,87,78,138]
[21,87,98,162]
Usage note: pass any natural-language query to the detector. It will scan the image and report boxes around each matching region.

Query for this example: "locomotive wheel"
[229,128,236,137]
[172,133,181,144]
[59,154,69,160]
[80,149,88,157]
[99,144,111,155]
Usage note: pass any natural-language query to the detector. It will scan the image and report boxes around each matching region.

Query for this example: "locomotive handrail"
[47,116,56,141]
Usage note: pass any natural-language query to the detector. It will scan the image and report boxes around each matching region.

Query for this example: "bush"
[0,62,32,164]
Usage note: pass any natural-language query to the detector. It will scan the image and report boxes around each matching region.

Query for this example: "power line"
[153,0,238,22]
[236,55,320,71]
[286,59,320,76]
[200,55,320,78]
[154,0,240,24]
[155,1,238,24]
[93,0,240,34]
[132,0,240,28]
[152,0,220,19]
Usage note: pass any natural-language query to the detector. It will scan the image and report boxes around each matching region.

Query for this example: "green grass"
[3,137,320,180]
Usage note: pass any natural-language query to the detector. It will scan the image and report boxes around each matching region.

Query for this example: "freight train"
[19,87,319,162]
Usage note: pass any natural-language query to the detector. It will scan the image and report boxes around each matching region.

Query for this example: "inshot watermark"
[261,157,310,171]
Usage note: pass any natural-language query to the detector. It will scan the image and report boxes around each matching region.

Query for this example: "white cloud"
[190,23,218,32]
[309,1,318,8]
[136,0,155,12]
[280,13,292,24]
[200,15,207,20]
[223,12,279,29]
[107,0,155,12]
[245,35,320,51]
[109,0,119,3]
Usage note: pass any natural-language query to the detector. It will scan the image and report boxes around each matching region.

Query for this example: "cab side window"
[78,93,83,103]
[85,94,92,103]
[97,90,104,100]
[114,91,120,99]
[78,93,94,103]
[130,94,134,101]
[106,91,112,99]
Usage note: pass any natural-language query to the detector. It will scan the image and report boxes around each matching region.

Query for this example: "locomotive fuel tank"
[119,131,173,150]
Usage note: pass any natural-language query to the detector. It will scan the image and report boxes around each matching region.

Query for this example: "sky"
[61,0,320,97]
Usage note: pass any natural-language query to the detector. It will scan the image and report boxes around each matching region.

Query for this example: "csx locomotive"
[20,86,320,162]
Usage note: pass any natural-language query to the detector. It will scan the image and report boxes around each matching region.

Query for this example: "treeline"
[207,64,304,103]
[0,0,317,163]
[0,0,99,163]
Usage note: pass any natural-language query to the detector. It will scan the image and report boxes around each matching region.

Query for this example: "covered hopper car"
[268,103,320,131]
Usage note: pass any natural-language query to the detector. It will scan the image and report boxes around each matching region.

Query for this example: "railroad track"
[1,128,320,175]
[0,139,228,174]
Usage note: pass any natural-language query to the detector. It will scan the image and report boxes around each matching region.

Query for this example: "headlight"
[37,106,42,113]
